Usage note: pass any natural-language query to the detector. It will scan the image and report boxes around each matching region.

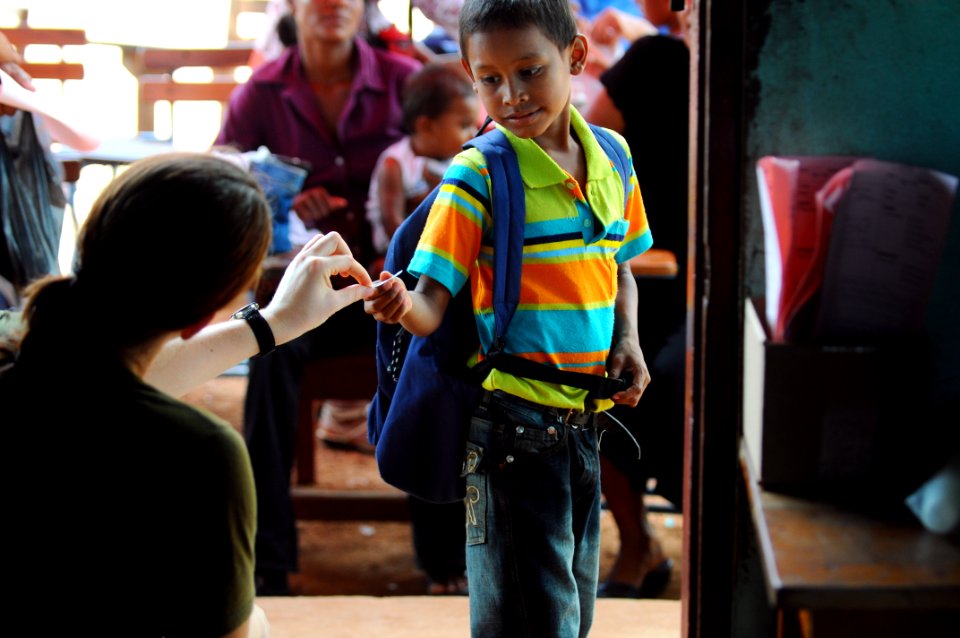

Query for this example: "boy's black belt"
[485,390,595,427]
[479,349,631,400]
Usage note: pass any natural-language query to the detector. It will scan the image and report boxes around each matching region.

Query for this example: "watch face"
[233,303,259,320]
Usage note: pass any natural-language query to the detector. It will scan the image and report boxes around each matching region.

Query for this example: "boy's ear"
[569,34,589,75]
[460,57,475,82]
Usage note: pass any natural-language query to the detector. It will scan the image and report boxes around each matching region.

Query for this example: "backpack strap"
[464,129,525,343]
[589,124,632,197]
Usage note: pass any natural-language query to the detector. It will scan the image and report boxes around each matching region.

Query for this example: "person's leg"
[244,330,313,594]
[597,455,669,595]
[244,302,377,595]
[408,496,467,594]
[464,393,602,638]
[597,325,686,597]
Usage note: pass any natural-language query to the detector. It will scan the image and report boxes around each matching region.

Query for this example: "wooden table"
[629,248,679,279]
[741,444,960,637]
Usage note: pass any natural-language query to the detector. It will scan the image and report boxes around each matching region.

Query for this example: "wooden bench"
[3,27,86,82]
[255,252,409,522]
[290,353,411,522]
[740,444,960,638]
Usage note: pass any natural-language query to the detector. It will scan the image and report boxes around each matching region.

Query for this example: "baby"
[366,63,480,255]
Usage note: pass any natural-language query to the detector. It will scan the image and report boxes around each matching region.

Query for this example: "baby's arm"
[377,157,407,240]
[608,262,650,406]
[364,273,451,337]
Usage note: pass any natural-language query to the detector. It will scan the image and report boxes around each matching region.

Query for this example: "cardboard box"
[742,300,929,495]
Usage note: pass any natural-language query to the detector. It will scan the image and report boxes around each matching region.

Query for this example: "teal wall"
[744,0,960,399]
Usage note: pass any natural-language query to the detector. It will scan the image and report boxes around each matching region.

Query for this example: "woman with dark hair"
[0,153,371,637]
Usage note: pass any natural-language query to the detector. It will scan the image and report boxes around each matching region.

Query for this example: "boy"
[365,0,652,635]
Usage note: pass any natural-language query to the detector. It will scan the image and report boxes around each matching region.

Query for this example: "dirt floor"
[181,374,683,599]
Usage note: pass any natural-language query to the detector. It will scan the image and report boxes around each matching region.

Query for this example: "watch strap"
[232,303,276,357]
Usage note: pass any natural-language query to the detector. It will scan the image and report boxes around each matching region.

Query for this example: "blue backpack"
[368,126,632,503]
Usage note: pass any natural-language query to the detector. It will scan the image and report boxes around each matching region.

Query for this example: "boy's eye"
[479,75,500,86]
[520,66,543,79]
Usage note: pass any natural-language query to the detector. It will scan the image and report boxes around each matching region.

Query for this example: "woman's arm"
[146,232,373,396]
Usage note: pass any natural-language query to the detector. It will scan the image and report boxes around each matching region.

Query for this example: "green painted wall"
[744,0,960,399]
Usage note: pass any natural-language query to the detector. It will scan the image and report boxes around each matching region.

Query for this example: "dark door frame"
[682,1,746,636]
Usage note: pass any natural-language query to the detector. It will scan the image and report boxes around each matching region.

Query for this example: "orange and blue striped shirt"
[408,107,652,411]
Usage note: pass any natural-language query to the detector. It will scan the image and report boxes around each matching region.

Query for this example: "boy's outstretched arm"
[364,273,451,337]
[609,262,651,407]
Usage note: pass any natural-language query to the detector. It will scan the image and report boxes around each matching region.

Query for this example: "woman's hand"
[291,185,349,228]
[261,232,373,344]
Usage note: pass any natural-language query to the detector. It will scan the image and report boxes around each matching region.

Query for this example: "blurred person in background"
[216,0,420,595]
[585,0,690,599]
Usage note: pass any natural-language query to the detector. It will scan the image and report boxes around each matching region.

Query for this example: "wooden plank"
[20,62,84,81]
[141,46,253,71]
[741,447,960,612]
[140,77,239,103]
[4,27,86,48]
[630,248,679,279]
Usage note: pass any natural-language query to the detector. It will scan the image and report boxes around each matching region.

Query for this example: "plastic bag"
[247,146,308,255]
[0,111,66,291]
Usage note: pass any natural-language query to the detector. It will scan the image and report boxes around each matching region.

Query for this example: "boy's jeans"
[463,390,602,638]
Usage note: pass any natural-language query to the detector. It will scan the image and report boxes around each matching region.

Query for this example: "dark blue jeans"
[463,391,602,638]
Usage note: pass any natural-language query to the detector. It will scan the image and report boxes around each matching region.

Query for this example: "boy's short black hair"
[459,0,578,59]
[401,64,474,132]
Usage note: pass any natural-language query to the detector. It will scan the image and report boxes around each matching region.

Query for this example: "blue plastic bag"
[248,148,308,255]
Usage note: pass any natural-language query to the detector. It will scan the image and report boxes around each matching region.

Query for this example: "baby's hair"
[401,64,474,132]
[459,0,578,59]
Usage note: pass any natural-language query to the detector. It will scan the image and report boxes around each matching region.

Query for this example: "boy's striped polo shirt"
[408,107,652,411]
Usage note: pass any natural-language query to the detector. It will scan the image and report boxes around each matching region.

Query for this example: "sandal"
[597,558,673,599]
[316,400,375,454]
[426,573,468,596]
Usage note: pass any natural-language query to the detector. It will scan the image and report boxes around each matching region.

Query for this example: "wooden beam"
[291,488,411,522]
[4,27,86,48]
[21,62,84,81]
[141,46,253,72]
[140,77,239,103]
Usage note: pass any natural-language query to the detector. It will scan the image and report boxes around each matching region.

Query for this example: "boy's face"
[461,25,586,142]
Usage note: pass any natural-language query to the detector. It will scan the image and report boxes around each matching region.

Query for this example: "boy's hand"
[364,271,413,324]
[607,340,650,407]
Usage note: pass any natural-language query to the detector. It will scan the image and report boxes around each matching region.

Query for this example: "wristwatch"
[231,302,276,357]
